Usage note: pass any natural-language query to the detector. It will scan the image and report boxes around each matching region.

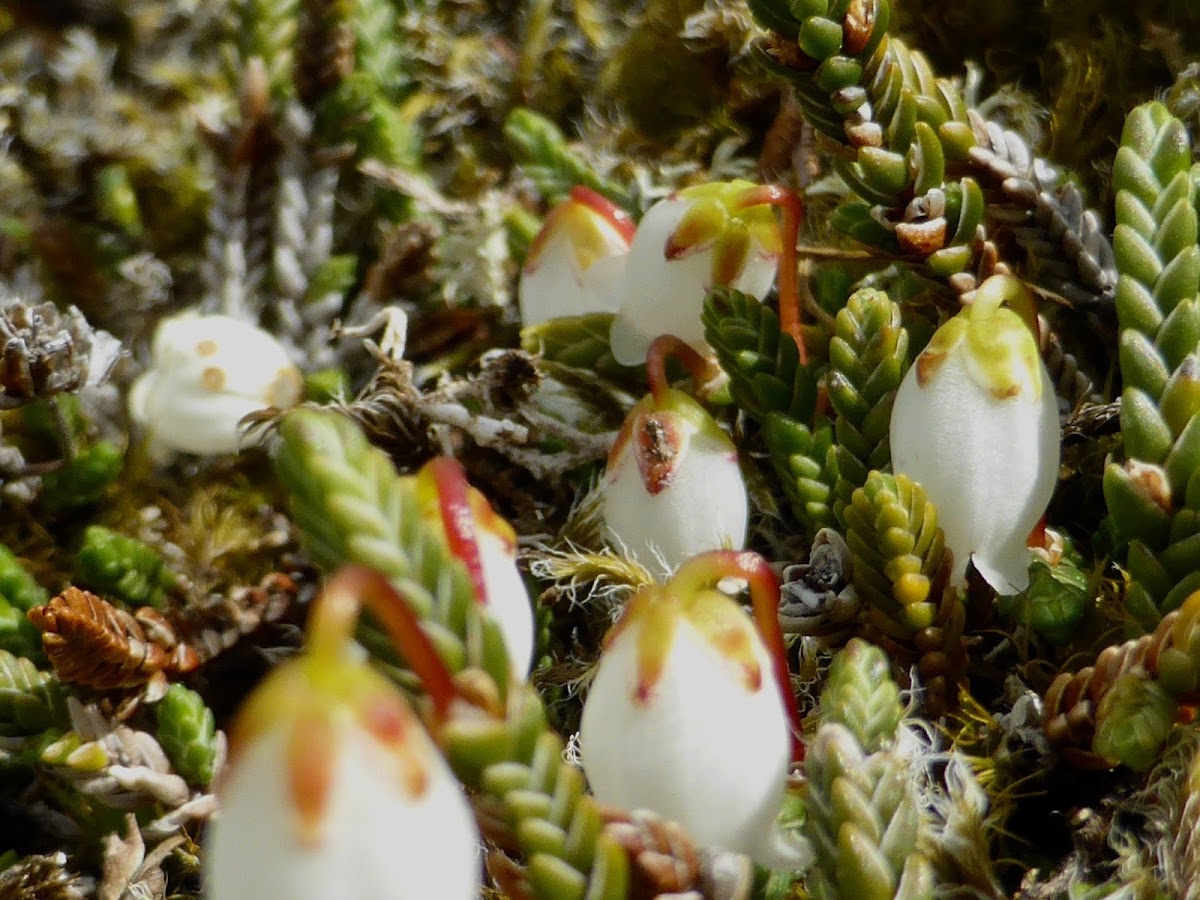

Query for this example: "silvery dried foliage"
[0,853,90,900]
[0,300,121,407]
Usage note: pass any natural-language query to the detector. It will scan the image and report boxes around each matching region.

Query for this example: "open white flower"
[889,275,1060,594]
[414,457,534,679]
[601,387,748,577]
[204,568,480,900]
[518,186,635,326]
[580,552,809,870]
[129,311,303,457]
[608,180,798,366]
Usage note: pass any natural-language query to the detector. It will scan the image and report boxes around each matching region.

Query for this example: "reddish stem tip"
[321,564,461,720]
[645,334,718,405]
[428,456,490,608]
[736,185,807,367]
[569,185,637,243]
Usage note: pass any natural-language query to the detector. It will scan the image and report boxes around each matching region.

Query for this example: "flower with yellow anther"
[608,180,805,366]
[204,567,480,900]
[580,551,811,870]
[129,311,303,457]
[889,275,1060,595]
[413,457,534,679]
[518,186,635,326]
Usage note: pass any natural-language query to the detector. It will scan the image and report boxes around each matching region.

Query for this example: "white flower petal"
[518,196,631,326]
[518,232,588,326]
[890,348,1059,593]
[205,727,479,900]
[478,530,534,678]
[608,197,779,365]
[151,314,296,397]
[732,251,778,301]
[608,306,659,367]
[602,429,747,576]
[129,311,303,457]
[580,616,790,864]
[609,199,710,363]
[136,383,266,455]
[578,253,627,313]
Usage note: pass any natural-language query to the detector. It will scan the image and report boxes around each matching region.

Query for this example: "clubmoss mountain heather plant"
[8,0,1200,898]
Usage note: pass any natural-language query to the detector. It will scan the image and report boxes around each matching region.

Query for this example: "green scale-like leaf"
[1104,102,1200,620]
[504,109,633,210]
[461,710,630,900]
[827,288,910,525]
[38,441,123,513]
[1092,672,1177,773]
[703,287,819,424]
[803,641,937,900]
[764,413,837,534]
[0,650,68,738]
[156,683,219,788]
[274,408,511,692]
[844,471,946,633]
[702,287,834,531]
[76,526,179,610]
[234,0,299,101]
[0,546,49,663]
[818,638,904,754]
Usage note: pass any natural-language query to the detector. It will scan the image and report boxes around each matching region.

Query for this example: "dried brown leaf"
[99,814,183,900]
[28,587,198,690]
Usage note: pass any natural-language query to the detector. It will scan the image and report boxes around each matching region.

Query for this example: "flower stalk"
[731,183,807,365]
[643,333,722,406]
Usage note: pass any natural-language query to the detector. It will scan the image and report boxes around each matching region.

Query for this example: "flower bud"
[205,574,480,900]
[518,187,635,326]
[609,180,783,365]
[889,276,1060,594]
[129,311,303,457]
[579,552,808,869]
[415,458,534,679]
[601,389,748,576]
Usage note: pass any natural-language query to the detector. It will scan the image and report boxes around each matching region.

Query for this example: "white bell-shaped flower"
[415,457,534,679]
[205,569,480,900]
[518,186,635,326]
[609,180,793,366]
[580,551,809,870]
[129,311,303,457]
[889,275,1060,594]
[601,386,748,576]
